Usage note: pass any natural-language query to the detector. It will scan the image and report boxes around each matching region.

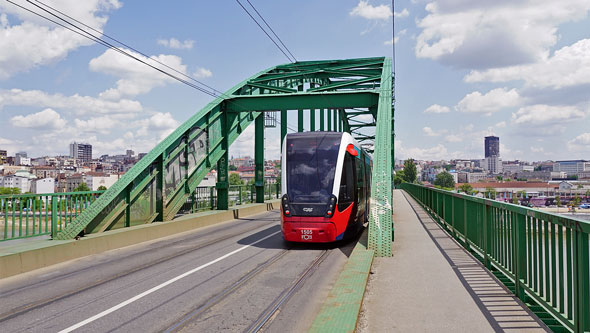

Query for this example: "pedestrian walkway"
[358,190,549,332]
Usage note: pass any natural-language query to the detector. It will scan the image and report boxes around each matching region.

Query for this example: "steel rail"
[163,249,291,333]
[0,219,279,322]
[245,249,331,332]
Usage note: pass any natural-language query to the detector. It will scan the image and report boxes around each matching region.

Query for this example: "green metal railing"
[1,183,281,242]
[1,191,104,241]
[178,183,280,214]
[401,183,590,333]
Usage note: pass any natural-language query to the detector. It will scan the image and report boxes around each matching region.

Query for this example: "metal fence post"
[483,203,491,269]
[210,187,214,209]
[514,212,527,300]
[574,231,590,332]
[51,197,57,239]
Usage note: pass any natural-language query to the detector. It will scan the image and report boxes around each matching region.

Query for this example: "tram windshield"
[286,133,341,203]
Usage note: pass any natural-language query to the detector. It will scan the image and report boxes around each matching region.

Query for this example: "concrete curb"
[309,231,375,333]
[0,200,279,279]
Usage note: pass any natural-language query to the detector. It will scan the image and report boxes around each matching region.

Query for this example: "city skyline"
[0,1,589,161]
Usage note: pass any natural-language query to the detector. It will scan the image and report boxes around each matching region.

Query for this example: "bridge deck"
[359,190,550,332]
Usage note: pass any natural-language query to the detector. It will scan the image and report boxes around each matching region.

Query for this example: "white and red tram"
[280,132,372,243]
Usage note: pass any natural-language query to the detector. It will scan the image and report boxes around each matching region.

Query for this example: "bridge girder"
[55,57,394,257]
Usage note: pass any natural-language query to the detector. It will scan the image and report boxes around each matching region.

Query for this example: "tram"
[280,132,372,243]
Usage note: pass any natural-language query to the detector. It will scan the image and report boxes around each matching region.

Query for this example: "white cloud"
[531,146,545,153]
[157,38,194,50]
[511,104,587,125]
[384,29,407,45]
[445,134,462,142]
[0,0,121,79]
[10,108,66,129]
[495,121,507,128]
[89,48,188,99]
[135,112,180,139]
[384,37,399,45]
[465,39,590,89]
[422,126,446,137]
[350,1,408,20]
[424,104,450,113]
[74,116,121,135]
[415,1,590,69]
[26,111,181,157]
[0,136,23,155]
[193,67,212,79]
[0,89,142,115]
[350,1,392,20]
[567,133,590,152]
[455,88,521,114]
[395,139,463,160]
[395,8,410,18]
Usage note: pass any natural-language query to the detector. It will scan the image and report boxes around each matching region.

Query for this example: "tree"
[458,183,473,194]
[0,187,21,195]
[574,194,581,206]
[586,190,590,198]
[434,171,455,189]
[402,159,417,183]
[229,173,244,185]
[577,184,583,189]
[556,195,562,207]
[229,165,238,171]
[97,185,107,191]
[74,183,91,192]
[484,187,497,199]
[496,175,503,181]
[394,169,405,187]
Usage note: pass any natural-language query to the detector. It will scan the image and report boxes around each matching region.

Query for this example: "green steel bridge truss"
[56,57,395,256]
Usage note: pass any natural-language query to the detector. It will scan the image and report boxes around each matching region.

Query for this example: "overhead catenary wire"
[6,0,221,99]
[234,0,296,63]
[244,0,297,62]
[10,1,303,132]
[10,0,220,98]
[27,0,228,99]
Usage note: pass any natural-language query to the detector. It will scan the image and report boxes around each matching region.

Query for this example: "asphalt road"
[0,210,356,332]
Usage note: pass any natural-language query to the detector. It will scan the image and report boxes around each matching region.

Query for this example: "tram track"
[246,249,330,333]
[163,248,331,333]
[0,217,279,323]
[163,249,291,333]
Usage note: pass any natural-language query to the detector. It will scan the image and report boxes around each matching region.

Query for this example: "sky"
[0,0,589,162]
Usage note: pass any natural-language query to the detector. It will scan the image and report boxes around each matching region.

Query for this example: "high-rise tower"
[70,142,92,162]
[484,136,499,158]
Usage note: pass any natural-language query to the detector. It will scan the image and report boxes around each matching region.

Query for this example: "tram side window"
[356,156,364,208]
[338,154,355,210]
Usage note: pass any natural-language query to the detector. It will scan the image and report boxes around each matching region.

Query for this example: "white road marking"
[59,231,281,333]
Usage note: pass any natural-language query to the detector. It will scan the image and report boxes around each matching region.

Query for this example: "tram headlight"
[326,195,337,217]
[282,194,291,216]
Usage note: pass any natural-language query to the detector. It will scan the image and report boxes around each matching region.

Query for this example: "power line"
[28,0,228,98]
[244,0,297,62]
[7,0,220,98]
[234,0,295,63]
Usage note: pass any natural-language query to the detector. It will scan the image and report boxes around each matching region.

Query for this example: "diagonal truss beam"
[55,56,394,258]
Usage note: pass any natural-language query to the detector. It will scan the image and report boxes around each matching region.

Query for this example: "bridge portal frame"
[55,57,394,257]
